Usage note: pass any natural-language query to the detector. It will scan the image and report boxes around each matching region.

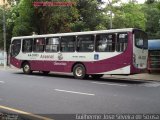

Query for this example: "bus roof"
[11,28,138,40]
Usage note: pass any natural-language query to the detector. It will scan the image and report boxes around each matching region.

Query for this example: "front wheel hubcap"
[75,67,83,77]
[24,65,29,72]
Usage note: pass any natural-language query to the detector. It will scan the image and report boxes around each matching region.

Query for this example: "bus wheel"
[148,70,151,74]
[42,71,50,75]
[22,62,32,74]
[73,64,88,79]
[91,74,104,79]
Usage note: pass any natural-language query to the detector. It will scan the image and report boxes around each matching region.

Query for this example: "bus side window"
[116,33,128,52]
[33,38,45,52]
[77,35,94,52]
[45,37,59,52]
[96,34,115,52]
[22,39,33,52]
[60,36,75,52]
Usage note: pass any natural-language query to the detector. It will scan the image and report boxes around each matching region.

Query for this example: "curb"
[103,76,160,83]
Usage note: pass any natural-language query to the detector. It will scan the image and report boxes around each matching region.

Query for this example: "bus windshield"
[134,30,148,49]
[11,39,21,57]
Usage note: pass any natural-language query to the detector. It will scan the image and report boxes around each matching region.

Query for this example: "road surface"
[0,70,160,119]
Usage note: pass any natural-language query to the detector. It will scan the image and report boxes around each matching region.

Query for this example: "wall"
[0,51,4,65]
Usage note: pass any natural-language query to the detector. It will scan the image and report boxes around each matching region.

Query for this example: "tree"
[111,2,146,30]
[0,4,13,51]
[6,4,18,49]
[12,0,79,35]
[104,0,121,29]
[0,7,3,49]
[71,0,109,31]
[145,0,155,4]
[143,1,160,38]
[11,0,109,35]
[12,0,36,36]
[34,0,79,34]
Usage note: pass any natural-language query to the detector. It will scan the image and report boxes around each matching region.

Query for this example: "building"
[148,39,160,73]
[148,39,160,50]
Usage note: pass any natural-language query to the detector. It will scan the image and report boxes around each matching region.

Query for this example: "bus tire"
[73,64,88,79]
[91,74,103,79]
[22,62,32,74]
[148,70,151,74]
[42,71,50,75]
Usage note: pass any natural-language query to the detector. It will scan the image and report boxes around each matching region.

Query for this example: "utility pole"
[3,0,7,69]
[107,0,112,29]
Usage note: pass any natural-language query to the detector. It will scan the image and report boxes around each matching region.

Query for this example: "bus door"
[133,30,148,69]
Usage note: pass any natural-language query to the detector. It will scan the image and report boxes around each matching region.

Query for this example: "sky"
[101,0,146,8]
[123,0,145,3]
[102,0,146,4]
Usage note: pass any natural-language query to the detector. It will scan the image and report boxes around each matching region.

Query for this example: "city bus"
[10,28,148,79]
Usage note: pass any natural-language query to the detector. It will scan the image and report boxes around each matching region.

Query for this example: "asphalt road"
[0,70,160,120]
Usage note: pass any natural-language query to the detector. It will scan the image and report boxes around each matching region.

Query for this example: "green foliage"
[111,2,146,30]
[12,0,36,36]
[72,0,108,31]
[0,8,3,49]
[143,2,160,39]
[0,5,12,50]
[1,0,160,50]
[35,0,79,34]
[11,0,108,34]
[145,0,155,4]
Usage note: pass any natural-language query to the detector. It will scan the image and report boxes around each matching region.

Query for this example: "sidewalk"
[0,65,20,71]
[0,65,160,82]
[104,73,160,82]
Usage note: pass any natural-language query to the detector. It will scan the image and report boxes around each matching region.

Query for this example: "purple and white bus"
[10,28,148,79]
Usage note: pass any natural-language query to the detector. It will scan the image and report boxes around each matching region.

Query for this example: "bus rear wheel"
[91,74,103,79]
[73,64,88,79]
[22,62,32,74]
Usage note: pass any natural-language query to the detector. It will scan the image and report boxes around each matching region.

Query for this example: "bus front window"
[134,30,148,49]
[11,40,21,57]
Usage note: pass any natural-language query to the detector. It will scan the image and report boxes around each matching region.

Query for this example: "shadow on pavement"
[14,71,148,85]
